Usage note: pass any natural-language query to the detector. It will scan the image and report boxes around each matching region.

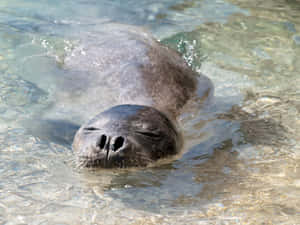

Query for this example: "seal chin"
[73,104,181,168]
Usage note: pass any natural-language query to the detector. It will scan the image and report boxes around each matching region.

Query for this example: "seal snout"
[88,133,127,166]
[95,134,126,153]
[76,133,128,168]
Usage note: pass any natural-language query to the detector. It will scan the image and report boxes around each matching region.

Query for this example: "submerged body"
[45,24,213,167]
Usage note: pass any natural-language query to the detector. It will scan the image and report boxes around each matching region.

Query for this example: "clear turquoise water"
[0,0,299,224]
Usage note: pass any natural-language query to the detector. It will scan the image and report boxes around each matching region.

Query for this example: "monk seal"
[31,24,213,168]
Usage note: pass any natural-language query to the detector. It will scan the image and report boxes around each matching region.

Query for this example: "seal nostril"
[98,135,107,149]
[112,136,125,151]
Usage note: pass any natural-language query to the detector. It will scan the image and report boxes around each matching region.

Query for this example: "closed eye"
[84,127,100,131]
[136,131,161,138]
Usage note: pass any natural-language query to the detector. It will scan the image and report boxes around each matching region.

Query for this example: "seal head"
[73,104,181,168]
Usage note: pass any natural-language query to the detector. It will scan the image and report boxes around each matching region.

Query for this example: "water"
[0,0,299,224]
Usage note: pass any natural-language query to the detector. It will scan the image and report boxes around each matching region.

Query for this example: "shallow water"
[0,0,299,224]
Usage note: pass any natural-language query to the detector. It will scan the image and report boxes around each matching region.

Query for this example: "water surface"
[0,0,299,224]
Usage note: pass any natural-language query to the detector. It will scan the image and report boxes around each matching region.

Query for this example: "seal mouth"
[77,155,126,168]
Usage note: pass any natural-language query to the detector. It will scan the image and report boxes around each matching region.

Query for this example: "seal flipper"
[23,119,80,146]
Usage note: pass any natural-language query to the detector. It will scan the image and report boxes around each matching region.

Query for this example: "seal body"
[47,24,213,167]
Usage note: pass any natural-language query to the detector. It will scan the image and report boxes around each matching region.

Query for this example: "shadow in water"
[218,104,289,146]
[23,119,80,147]
[101,135,244,214]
